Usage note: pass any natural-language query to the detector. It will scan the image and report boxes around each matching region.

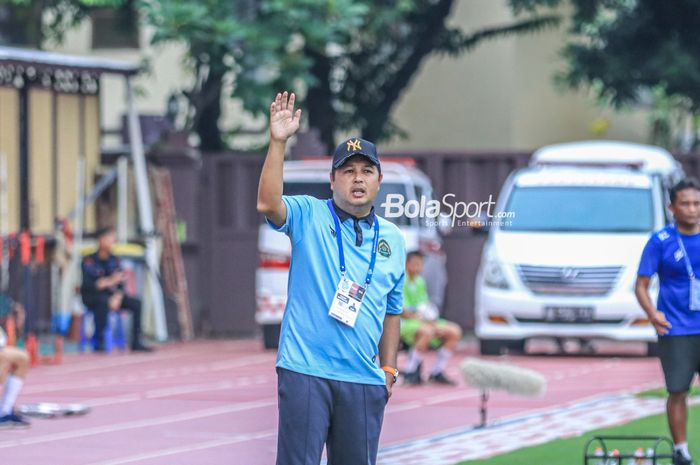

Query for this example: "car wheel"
[507,339,526,354]
[262,324,281,350]
[479,339,505,355]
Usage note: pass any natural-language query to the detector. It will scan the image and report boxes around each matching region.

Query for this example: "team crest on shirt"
[378,239,391,257]
[674,248,684,261]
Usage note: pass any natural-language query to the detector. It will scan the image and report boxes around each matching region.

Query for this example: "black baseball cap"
[332,137,380,171]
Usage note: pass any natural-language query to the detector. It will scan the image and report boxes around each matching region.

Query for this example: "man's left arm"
[379,314,401,398]
[380,261,405,399]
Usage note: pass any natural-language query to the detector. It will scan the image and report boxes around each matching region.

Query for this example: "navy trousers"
[276,368,389,465]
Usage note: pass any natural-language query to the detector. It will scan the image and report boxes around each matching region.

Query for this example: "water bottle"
[607,449,621,465]
[593,447,605,465]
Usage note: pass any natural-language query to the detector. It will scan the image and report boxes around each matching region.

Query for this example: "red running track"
[0,339,663,465]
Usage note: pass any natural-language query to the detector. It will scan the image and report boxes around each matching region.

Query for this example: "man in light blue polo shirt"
[257,91,405,465]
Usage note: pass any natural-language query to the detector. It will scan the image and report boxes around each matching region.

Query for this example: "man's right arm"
[635,276,671,335]
[635,236,671,335]
[256,91,301,227]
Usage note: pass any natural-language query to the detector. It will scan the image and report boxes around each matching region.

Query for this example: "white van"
[474,141,684,355]
[256,159,447,348]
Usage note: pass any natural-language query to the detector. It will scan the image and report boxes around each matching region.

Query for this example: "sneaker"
[673,451,694,465]
[428,372,457,386]
[0,413,31,429]
[131,342,154,353]
[402,370,422,386]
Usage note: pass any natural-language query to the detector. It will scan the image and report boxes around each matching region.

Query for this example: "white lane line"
[77,378,272,408]
[36,346,273,376]
[0,399,277,450]
[23,355,274,394]
[81,429,276,465]
[48,351,210,375]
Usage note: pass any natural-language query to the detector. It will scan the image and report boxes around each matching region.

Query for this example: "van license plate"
[544,306,594,323]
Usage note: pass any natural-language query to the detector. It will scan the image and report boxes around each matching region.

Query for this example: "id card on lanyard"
[675,225,700,311]
[327,199,380,327]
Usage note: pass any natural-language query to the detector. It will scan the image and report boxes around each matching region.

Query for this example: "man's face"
[670,188,700,226]
[406,255,424,276]
[98,231,116,253]
[330,156,382,210]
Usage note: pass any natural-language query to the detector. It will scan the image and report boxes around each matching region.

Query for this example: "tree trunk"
[360,0,455,142]
[195,67,226,152]
[305,48,336,154]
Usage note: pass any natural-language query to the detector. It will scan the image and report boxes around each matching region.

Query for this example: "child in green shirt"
[401,251,462,385]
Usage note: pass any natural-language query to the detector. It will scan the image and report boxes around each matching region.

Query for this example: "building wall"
[0,86,100,235]
[386,1,652,152]
[0,87,20,232]
[29,88,54,231]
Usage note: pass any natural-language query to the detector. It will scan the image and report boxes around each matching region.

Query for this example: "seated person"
[401,251,462,386]
[0,296,30,428]
[81,227,153,353]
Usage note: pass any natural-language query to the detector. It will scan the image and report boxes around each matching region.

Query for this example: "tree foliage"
[509,0,700,149]
[0,0,124,47]
[3,0,559,152]
[141,0,559,152]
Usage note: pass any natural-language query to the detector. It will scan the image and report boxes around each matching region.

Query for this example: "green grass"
[636,385,700,398]
[456,405,700,465]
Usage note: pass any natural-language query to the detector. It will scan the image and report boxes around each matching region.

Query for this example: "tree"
[8,0,559,152]
[509,0,700,150]
[0,0,124,48]
[141,0,559,152]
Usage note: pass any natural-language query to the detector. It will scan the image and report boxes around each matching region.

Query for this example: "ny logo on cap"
[346,139,362,152]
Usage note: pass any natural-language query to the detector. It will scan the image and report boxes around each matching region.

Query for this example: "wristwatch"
[381,366,399,383]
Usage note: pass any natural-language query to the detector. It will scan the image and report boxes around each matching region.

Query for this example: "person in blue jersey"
[257,91,405,465]
[636,178,700,465]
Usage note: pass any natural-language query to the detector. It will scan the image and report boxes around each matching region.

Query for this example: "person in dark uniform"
[81,227,153,353]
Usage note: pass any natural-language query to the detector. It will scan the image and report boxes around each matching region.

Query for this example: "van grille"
[517,265,623,296]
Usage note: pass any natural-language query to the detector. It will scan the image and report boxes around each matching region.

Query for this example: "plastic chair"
[78,310,126,354]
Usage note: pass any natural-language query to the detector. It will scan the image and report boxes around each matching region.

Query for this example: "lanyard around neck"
[327,199,380,286]
[675,224,696,279]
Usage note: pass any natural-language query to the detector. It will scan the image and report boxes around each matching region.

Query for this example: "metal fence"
[13,149,700,337]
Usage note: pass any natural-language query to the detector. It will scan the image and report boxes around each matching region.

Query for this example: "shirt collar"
[331,200,375,226]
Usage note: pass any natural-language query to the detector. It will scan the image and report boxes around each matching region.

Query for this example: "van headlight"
[484,257,510,290]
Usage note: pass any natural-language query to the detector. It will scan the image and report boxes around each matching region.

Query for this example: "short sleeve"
[386,233,407,315]
[266,195,316,244]
[387,270,405,315]
[637,235,661,277]
[81,257,100,293]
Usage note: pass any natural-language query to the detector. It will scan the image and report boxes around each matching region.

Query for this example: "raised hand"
[270,91,302,142]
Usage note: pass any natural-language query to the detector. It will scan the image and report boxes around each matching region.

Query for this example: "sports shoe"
[428,372,457,386]
[0,413,31,429]
[402,369,422,386]
[673,450,694,465]
[131,342,154,352]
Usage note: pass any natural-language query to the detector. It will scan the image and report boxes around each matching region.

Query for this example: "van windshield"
[280,182,410,226]
[501,186,654,232]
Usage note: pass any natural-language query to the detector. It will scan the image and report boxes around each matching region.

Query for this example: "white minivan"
[256,159,447,348]
[474,141,684,355]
